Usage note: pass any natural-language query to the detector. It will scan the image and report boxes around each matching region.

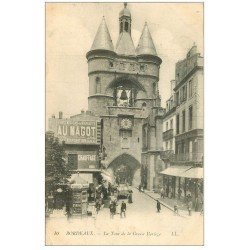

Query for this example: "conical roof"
[136,22,157,56]
[116,32,136,56]
[90,17,114,51]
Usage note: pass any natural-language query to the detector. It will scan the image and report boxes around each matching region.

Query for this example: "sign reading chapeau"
[56,120,97,144]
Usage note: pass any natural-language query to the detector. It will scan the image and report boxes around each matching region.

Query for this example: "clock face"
[121,118,132,129]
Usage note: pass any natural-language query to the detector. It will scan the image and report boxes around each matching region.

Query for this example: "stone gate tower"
[86,3,165,189]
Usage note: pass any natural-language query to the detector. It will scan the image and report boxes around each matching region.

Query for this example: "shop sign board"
[78,151,98,169]
[55,120,98,144]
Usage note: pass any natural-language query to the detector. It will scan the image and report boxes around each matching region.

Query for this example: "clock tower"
[86,3,165,190]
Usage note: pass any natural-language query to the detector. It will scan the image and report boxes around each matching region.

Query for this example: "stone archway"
[108,153,141,186]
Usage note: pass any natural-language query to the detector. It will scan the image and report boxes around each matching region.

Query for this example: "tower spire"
[136,22,158,56]
[116,3,135,56]
[90,17,114,52]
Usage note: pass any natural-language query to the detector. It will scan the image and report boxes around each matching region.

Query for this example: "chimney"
[86,110,91,115]
[51,114,55,118]
[81,109,85,114]
[59,111,63,119]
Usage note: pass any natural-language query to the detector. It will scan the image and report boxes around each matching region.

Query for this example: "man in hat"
[120,201,127,218]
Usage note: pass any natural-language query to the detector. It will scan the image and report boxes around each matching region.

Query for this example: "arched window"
[125,22,129,32]
[115,84,136,107]
[120,22,123,33]
[142,102,147,107]
[96,77,101,93]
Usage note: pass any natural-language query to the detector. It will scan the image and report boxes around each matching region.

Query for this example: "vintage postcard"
[45,2,204,245]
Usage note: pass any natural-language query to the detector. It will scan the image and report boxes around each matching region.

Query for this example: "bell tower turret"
[119,3,131,35]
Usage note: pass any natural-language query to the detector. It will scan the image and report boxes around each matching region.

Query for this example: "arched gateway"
[107,153,141,187]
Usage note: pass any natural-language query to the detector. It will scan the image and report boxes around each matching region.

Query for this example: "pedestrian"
[169,187,172,199]
[109,203,114,219]
[174,204,179,216]
[187,200,192,216]
[156,200,161,213]
[139,184,141,192]
[128,192,133,203]
[95,200,101,214]
[160,187,164,198]
[200,201,203,215]
[120,201,126,218]
[178,188,182,199]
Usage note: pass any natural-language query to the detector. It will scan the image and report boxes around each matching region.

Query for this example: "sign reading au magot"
[54,120,97,144]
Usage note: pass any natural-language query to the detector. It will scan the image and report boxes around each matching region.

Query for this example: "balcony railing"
[163,129,173,141]
[174,153,203,163]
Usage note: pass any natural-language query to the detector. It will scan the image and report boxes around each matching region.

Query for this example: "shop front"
[160,166,203,211]
[48,112,104,213]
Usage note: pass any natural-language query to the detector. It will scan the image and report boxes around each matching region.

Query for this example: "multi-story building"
[162,80,176,153]
[160,45,204,209]
[48,110,106,204]
[161,80,176,170]
[48,111,103,185]
[174,44,203,165]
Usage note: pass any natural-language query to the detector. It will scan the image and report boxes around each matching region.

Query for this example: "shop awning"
[160,166,203,179]
[181,167,203,179]
[160,166,190,177]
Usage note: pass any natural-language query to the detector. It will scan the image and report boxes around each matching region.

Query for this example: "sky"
[46,2,203,123]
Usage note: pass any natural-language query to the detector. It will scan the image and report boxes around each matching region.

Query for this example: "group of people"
[109,200,127,219]
[160,186,183,200]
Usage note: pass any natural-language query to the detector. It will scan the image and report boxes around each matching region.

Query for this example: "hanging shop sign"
[55,120,98,144]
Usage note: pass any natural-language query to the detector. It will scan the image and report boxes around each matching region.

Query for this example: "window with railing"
[182,110,186,132]
[189,79,193,98]
[176,114,180,134]
[176,91,179,106]
[189,105,193,130]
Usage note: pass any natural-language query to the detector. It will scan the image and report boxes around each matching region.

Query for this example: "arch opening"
[108,153,141,186]
[106,77,147,107]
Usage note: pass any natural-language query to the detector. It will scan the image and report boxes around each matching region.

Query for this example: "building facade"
[160,45,204,210]
[174,45,204,165]
[48,111,103,187]
[86,4,165,190]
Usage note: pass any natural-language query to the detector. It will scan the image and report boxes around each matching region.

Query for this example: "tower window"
[140,64,145,72]
[96,77,101,93]
[120,22,123,33]
[142,102,147,107]
[125,21,129,32]
[153,82,156,95]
